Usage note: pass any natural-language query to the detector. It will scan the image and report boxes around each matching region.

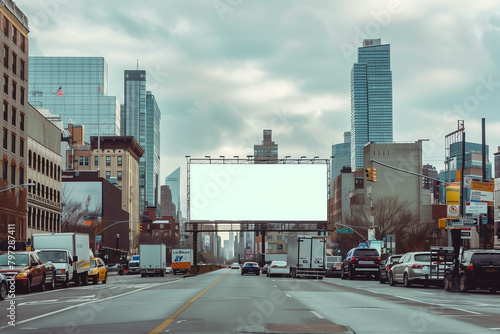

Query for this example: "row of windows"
[1,160,24,185]
[2,129,24,156]
[27,178,61,202]
[3,101,24,128]
[3,45,25,80]
[28,207,60,233]
[1,14,27,54]
[105,170,122,182]
[3,74,25,104]
[78,155,123,167]
[28,150,61,181]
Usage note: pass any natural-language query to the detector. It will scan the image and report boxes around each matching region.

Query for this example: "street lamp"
[0,183,36,193]
[205,155,211,163]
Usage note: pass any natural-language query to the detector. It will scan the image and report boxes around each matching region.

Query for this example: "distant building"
[160,185,176,217]
[351,39,393,170]
[254,129,278,163]
[122,70,161,214]
[28,57,120,142]
[26,104,63,238]
[422,164,439,204]
[165,167,181,220]
[331,131,351,198]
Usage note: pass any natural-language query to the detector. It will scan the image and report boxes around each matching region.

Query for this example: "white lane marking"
[285,294,291,298]
[367,290,380,294]
[0,280,181,329]
[395,295,481,315]
[311,311,324,319]
[415,291,435,295]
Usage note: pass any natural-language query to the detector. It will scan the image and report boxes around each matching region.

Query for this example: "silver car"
[388,251,436,287]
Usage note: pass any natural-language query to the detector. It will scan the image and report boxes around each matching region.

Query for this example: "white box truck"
[287,236,326,279]
[140,244,166,277]
[171,248,193,275]
[32,232,91,286]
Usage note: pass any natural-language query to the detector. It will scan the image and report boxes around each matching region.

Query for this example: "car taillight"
[378,258,381,263]
[411,264,423,269]
[468,263,473,271]
[351,258,356,263]
[271,265,277,268]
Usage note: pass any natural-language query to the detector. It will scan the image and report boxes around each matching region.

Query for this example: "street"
[1,269,499,333]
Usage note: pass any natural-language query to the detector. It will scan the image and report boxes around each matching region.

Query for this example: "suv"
[444,249,500,293]
[340,248,380,280]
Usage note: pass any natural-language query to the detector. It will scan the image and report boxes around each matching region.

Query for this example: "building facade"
[331,131,351,198]
[27,104,62,239]
[122,70,161,214]
[0,1,29,242]
[165,167,181,220]
[254,129,278,162]
[27,57,121,142]
[351,38,393,170]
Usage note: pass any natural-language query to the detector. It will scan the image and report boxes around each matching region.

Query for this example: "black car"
[340,247,381,280]
[0,273,7,300]
[379,254,402,283]
[241,262,260,275]
[444,249,500,293]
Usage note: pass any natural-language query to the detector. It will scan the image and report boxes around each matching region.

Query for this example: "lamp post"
[0,183,35,193]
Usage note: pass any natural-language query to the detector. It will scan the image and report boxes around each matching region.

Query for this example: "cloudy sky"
[15,0,500,203]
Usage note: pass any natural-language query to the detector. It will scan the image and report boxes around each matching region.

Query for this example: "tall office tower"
[28,57,120,143]
[331,131,351,198]
[123,70,161,213]
[165,167,181,220]
[160,185,176,217]
[254,129,278,163]
[351,38,393,170]
[0,1,30,242]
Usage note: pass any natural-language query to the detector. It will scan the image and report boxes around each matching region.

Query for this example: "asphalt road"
[0,269,499,333]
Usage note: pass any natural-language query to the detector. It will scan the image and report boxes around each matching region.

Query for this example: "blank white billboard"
[189,164,327,221]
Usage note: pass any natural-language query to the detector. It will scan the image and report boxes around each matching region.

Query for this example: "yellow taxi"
[88,257,107,284]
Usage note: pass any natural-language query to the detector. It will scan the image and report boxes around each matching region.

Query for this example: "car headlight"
[16,272,28,278]
[57,269,66,274]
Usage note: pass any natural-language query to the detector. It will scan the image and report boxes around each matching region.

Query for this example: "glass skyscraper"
[28,57,120,142]
[122,70,161,213]
[165,167,181,220]
[351,39,393,170]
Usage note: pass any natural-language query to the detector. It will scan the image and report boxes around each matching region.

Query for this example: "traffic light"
[337,249,341,255]
[372,168,377,183]
[365,167,373,181]
[139,224,143,233]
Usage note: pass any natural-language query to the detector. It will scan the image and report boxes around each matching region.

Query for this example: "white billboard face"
[189,164,327,221]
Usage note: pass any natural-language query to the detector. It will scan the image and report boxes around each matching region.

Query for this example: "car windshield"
[129,261,139,267]
[0,253,29,266]
[414,254,431,262]
[40,251,67,263]
[244,262,258,267]
[353,249,379,256]
[90,260,97,268]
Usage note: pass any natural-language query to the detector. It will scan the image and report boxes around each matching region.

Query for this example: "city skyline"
[16,0,500,207]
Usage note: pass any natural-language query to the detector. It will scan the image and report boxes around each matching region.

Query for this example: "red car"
[0,251,55,293]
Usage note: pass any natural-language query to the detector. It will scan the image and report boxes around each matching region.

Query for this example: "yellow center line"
[148,269,230,334]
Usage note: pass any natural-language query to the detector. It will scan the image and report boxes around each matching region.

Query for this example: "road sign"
[337,228,353,233]
[447,205,459,217]
[470,180,494,205]
[445,217,478,229]
[465,202,487,214]
[461,230,472,239]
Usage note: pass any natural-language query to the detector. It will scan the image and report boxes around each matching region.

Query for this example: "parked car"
[89,257,107,284]
[444,249,500,293]
[241,262,260,275]
[379,254,402,283]
[0,251,51,293]
[127,260,140,275]
[231,263,240,269]
[34,250,57,290]
[0,273,7,300]
[389,251,439,287]
[340,248,380,280]
[267,261,289,277]
[261,261,271,275]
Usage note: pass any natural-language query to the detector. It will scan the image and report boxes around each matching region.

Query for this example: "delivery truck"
[140,244,166,277]
[172,248,193,275]
[32,232,91,286]
[287,235,326,279]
